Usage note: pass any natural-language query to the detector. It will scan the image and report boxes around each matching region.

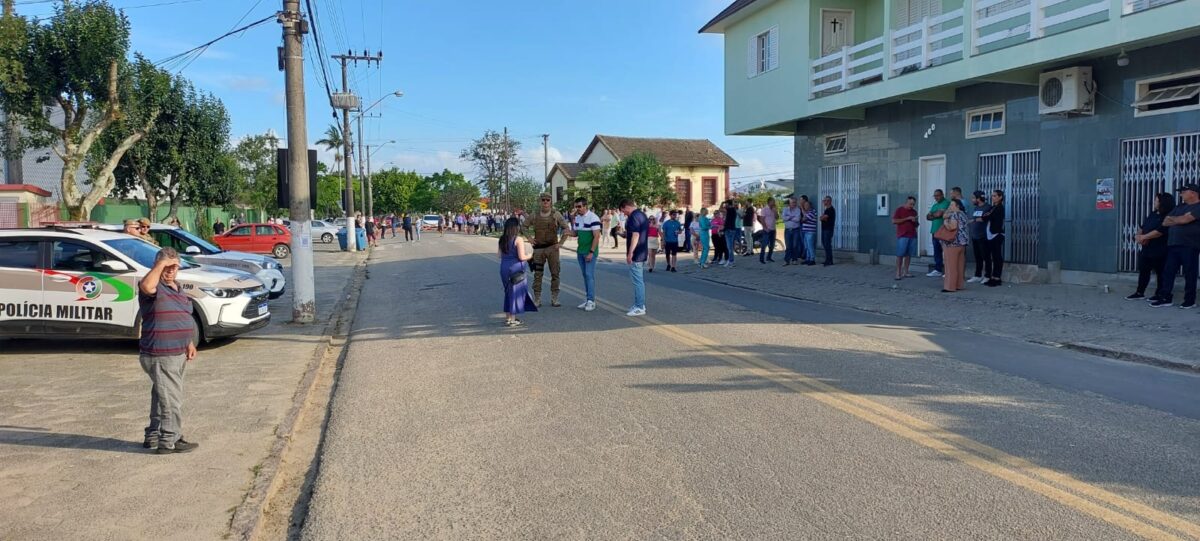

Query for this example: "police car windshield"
[172,227,222,253]
[103,238,195,269]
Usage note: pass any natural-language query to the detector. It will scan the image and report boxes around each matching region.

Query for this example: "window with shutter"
[748,26,779,78]
[768,27,779,71]
[674,178,692,206]
[702,178,718,206]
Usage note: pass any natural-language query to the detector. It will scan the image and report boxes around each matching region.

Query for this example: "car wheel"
[321,232,333,244]
[192,313,207,345]
[273,243,291,258]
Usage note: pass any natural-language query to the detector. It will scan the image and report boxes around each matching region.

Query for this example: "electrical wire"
[154,13,274,71]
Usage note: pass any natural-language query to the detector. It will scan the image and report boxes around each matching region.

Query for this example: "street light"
[354,91,402,217]
[365,139,396,217]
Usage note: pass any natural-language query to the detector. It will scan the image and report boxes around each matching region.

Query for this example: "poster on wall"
[1096,178,1114,210]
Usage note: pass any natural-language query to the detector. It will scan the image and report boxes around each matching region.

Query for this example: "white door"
[821,10,855,56]
[918,156,946,256]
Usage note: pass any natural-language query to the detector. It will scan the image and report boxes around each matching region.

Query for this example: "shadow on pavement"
[0,427,146,454]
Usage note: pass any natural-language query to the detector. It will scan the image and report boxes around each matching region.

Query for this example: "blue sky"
[20,0,794,187]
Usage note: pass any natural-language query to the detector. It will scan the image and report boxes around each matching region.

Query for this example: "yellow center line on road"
[548,281,1198,541]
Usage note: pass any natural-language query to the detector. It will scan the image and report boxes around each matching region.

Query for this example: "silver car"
[284,219,340,244]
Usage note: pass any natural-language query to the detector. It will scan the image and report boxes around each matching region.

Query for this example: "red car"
[214,223,292,258]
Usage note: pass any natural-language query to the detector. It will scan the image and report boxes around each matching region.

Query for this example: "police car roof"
[0,226,140,242]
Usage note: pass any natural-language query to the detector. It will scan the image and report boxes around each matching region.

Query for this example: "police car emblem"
[76,276,103,300]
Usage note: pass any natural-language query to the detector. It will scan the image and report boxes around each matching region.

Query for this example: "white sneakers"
[583,301,596,312]
[577,300,590,309]
[927,270,944,277]
[967,276,984,283]
[626,307,646,317]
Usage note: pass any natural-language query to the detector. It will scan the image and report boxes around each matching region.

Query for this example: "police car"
[0,228,271,343]
[99,223,287,299]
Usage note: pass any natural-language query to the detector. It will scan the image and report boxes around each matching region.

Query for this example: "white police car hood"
[178,263,266,291]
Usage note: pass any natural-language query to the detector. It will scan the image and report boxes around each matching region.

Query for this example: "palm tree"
[315,124,344,173]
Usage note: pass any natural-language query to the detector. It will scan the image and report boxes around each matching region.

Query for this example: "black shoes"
[156,438,198,454]
[985,279,1002,287]
[1150,299,1173,308]
[143,435,158,449]
[1125,292,1145,300]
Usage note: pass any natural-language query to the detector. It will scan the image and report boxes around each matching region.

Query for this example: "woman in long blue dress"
[499,217,536,326]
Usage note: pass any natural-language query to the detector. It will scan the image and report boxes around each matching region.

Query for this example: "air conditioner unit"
[1038,67,1094,115]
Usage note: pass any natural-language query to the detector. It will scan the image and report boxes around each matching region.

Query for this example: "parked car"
[421,215,441,230]
[98,223,287,299]
[0,227,270,342]
[214,223,293,258]
[282,219,340,244]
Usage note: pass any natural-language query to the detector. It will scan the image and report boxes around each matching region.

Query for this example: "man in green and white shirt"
[566,197,602,311]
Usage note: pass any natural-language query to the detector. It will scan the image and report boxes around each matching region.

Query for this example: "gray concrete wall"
[793,35,1200,274]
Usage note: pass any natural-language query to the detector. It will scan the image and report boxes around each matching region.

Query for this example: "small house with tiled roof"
[547,135,738,210]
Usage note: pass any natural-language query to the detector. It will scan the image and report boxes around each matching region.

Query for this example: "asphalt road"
[302,233,1200,540]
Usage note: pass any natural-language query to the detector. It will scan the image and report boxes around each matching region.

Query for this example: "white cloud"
[375,150,470,176]
[520,145,568,178]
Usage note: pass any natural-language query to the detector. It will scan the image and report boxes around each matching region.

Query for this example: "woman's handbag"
[934,224,956,242]
[509,271,526,285]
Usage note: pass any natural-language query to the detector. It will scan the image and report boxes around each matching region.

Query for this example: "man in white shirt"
[563,197,602,311]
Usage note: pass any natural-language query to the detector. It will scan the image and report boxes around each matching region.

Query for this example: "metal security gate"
[978,150,1040,264]
[818,163,859,251]
[1119,132,1200,272]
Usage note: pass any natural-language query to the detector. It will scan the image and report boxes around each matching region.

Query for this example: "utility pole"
[331,51,381,251]
[2,0,23,185]
[542,134,549,190]
[501,125,511,212]
[356,113,366,219]
[278,0,315,323]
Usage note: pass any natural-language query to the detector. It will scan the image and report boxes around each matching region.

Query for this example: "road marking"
[470,245,1198,539]
[551,281,1199,541]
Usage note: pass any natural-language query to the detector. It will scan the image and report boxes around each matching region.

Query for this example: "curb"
[226,253,369,541]
[665,269,1200,375]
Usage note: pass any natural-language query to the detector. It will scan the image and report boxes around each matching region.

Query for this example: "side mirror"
[185,245,202,255]
[98,260,131,273]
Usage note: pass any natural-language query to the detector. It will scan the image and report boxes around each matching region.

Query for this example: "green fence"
[62,201,265,233]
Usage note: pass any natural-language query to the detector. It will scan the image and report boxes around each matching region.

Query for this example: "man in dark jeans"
[1151,184,1200,308]
[820,195,836,266]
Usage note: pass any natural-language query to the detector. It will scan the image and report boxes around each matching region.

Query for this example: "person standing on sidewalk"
[697,208,712,269]
[1128,193,1175,301]
[647,217,660,273]
[742,201,757,258]
[662,210,682,272]
[968,191,993,284]
[621,199,649,316]
[138,247,198,454]
[939,199,970,293]
[801,199,818,266]
[984,190,1007,287]
[525,194,571,307]
[759,198,778,264]
[782,197,802,266]
[926,189,950,277]
[820,195,836,266]
[893,196,919,280]
[711,205,727,266]
[402,213,414,242]
[1151,184,1200,308]
[722,200,739,267]
[683,206,695,253]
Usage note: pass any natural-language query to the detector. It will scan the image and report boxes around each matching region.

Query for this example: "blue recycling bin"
[355,227,368,251]
[336,228,348,251]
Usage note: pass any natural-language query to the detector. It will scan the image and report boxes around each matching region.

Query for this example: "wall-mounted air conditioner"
[1038,67,1094,115]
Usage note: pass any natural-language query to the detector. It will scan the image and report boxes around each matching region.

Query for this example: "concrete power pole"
[503,126,510,213]
[542,134,549,190]
[279,0,315,323]
[356,113,366,218]
[2,0,23,185]
[330,51,380,251]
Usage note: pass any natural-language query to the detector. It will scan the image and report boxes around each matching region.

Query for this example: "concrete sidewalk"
[565,237,1198,371]
[0,241,366,540]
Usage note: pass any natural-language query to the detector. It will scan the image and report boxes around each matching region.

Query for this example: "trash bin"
[336,228,348,251]
[356,228,368,250]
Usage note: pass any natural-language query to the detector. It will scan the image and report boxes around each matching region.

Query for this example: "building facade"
[702,0,1200,279]
[548,135,739,211]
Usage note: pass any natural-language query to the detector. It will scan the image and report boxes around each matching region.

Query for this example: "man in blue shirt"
[621,199,649,316]
[661,210,682,272]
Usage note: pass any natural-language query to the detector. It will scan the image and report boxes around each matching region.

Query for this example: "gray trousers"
[140,353,186,445]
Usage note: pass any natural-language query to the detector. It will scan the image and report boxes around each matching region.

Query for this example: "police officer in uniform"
[524,193,571,307]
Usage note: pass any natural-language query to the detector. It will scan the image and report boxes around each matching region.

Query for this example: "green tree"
[0,0,28,183]
[316,173,345,218]
[586,152,675,211]
[0,1,170,220]
[459,129,523,202]
[554,186,592,214]
[426,169,479,213]
[373,168,435,214]
[507,176,545,214]
[233,133,281,217]
[314,124,343,173]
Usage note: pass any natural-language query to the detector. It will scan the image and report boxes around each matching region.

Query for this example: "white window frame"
[747,26,779,78]
[1133,69,1200,118]
[824,133,848,155]
[965,105,1006,139]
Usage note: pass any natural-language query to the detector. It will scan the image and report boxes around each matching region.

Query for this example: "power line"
[154,13,275,71]
[303,0,336,109]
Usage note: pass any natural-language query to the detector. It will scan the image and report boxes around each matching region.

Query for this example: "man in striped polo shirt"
[139,247,199,454]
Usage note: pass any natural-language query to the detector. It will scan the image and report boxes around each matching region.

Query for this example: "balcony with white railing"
[809,0,1116,99]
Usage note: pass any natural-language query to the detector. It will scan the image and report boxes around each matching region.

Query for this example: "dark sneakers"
[142,435,158,449]
[1150,299,1173,308]
[1180,302,1196,310]
[1125,292,1145,300]
[156,438,199,454]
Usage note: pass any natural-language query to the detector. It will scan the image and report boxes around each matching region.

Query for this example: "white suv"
[0,228,271,343]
